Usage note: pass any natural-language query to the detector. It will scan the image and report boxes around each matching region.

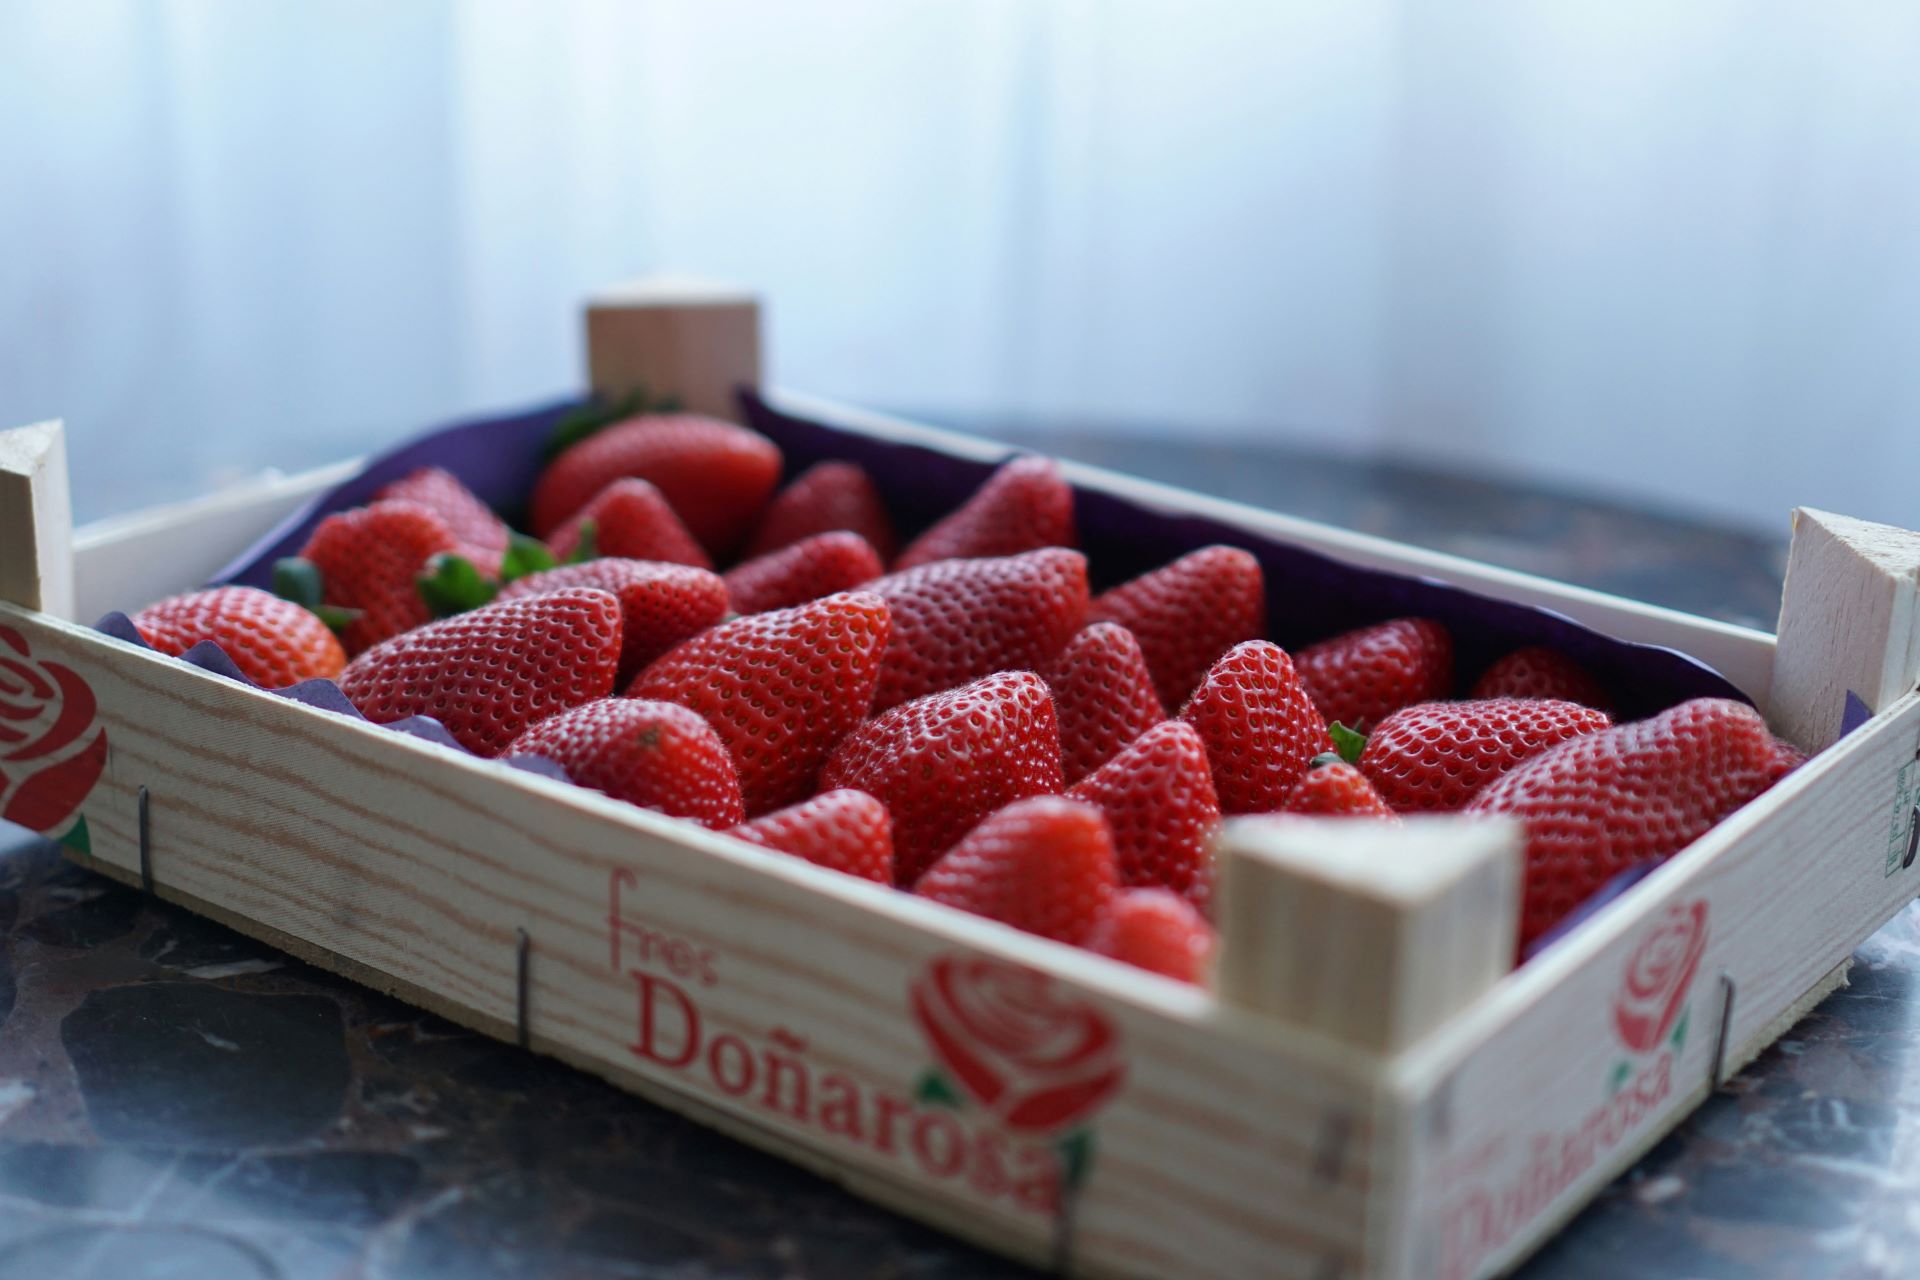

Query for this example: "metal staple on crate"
[1708,973,1737,1088]
[137,785,153,896]
[515,928,532,1050]
[1049,1180,1080,1276]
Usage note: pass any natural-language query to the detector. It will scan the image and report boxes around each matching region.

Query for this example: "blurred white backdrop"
[1,0,1916,530]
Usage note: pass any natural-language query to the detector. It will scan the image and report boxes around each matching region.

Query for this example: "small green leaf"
[1055,1127,1097,1191]
[1669,1004,1692,1053]
[914,1068,965,1109]
[313,604,364,632]
[273,557,325,610]
[58,813,91,855]
[416,553,499,618]
[1328,721,1368,766]
[1608,1059,1632,1096]
[566,519,600,565]
[543,387,651,461]
[499,532,557,584]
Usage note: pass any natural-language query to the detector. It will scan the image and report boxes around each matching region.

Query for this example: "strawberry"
[375,466,510,560]
[546,478,711,569]
[1087,889,1215,983]
[1284,757,1396,818]
[893,456,1075,570]
[1295,618,1453,733]
[529,414,782,558]
[724,531,883,616]
[1179,640,1333,814]
[630,591,891,815]
[339,587,621,757]
[1361,697,1612,812]
[1045,623,1165,784]
[131,586,346,687]
[1471,646,1611,712]
[296,500,461,654]
[821,671,1065,886]
[497,558,729,685]
[1769,737,1809,781]
[915,796,1117,945]
[867,549,1089,712]
[1089,546,1264,710]
[744,460,898,562]
[730,789,893,883]
[1067,721,1218,901]
[1466,698,1783,947]
[505,698,743,829]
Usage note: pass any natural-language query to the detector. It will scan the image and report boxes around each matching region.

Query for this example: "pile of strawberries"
[128,411,1805,984]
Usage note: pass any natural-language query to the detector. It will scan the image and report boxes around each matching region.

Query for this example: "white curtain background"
[2,1,1917,531]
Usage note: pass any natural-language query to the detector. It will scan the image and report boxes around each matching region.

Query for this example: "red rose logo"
[910,955,1124,1133]
[1613,900,1708,1053]
[0,625,107,833]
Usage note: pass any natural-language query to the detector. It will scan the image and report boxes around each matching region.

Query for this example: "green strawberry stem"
[1328,721,1367,766]
[416,553,499,618]
[272,557,363,634]
[566,520,600,564]
[543,386,655,461]
[499,532,557,584]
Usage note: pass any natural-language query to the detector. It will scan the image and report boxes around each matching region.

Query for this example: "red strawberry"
[297,500,461,654]
[339,587,621,757]
[1180,640,1333,814]
[1361,698,1612,812]
[1045,623,1165,784]
[822,671,1064,886]
[530,414,782,557]
[724,531,883,615]
[132,586,345,687]
[630,591,891,815]
[1087,889,1215,983]
[1068,721,1218,901]
[867,549,1088,712]
[1284,757,1396,818]
[547,478,711,569]
[730,789,893,883]
[744,460,898,562]
[505,697,742,829]
[893,456,1075,570]
[1089,546,1264,710]
[915,797,1117,945]
[1769,737,1809,781]
[1466,698,1782,947]
[497,558,729,684]
[1471,646,1611,712]
[1295,618,1453,733]
[375,466,510,559]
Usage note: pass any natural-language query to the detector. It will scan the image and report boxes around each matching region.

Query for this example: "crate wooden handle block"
[584,276,762,421]
[0,419,74,619]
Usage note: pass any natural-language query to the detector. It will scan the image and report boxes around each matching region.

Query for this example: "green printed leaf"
[914,1068,965,1109]
[1328,721,1367,766]
[58,813,91,856]
[416,553,499,618]
[499,532,557,584]
[1607,1059,1632,1096]
[1669,1004,1692,1053]
[1055,1127,1096,1191]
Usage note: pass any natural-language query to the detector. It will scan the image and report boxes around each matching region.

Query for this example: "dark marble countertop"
[2,423,1910,1280]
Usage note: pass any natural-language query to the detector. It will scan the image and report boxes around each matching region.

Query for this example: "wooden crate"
[3,282,1917,1280]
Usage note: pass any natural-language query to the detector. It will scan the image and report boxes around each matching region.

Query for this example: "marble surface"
[1,426,1910,1280]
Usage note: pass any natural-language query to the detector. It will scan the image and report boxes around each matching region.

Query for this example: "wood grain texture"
[0,421,75,618]
[1216,817,1521,1052]
[1771,507,1920,752]
[586,277,762,422]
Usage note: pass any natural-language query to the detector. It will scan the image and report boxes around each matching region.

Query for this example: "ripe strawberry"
[546,478,711,569]
[1180,640,1333,814]
[505,698,743,829]
[339,587,621,757]
[893,456,1075,570]
[744,460,898,562]
[724,531,883,616]
[132,586,345,687]
[1284,757,1395,818]
[1466,698,1783,947]
[1089,546,1264,710]
[1045,623,1165,784]
[1087,889,1215,983]
[497,558,729,685]
[375,466,510,559]
[529,414,782,558]
[1471,646,1611,712]
[915,797,1117,945]
[1067,720,1219,902]
[1769,737,1809,780]
[630,591,891,815]
[730,789,893,883]
[297,499,461,654]
[821,671,1065,886]
[1295,618,1453,733]
[867,549,1088,712]
[1361,698,1612,812]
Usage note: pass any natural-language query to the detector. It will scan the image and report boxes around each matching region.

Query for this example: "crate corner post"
[584,276,762,422]
[0,419,76,620]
